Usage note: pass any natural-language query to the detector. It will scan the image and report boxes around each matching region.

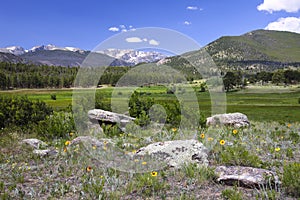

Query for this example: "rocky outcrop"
[206,112,250,128]
[22,138,48,149]
[215,166,280,189]
[135,139,208,168]
[88,109,135,130]
[22,138,58,156]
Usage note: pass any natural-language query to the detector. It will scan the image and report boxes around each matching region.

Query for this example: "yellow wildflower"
[220,140,225,145]
[65,141,71,146]
[142,161,147,165]
[275,147,281,152]
[200,133,205,139]
[232,129,238,134]
[208,137,213,141]
[151,171,158,177]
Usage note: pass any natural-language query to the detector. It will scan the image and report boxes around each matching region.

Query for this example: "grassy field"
[1,84,299,122]
[0,85,300,199]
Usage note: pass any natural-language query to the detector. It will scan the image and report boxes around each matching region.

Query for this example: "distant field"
[0,88,74,110]
[1,85,299,122]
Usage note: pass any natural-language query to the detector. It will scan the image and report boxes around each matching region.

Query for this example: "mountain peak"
[0,46,25,55]
[96,48,166,65]
[29,44,84,53]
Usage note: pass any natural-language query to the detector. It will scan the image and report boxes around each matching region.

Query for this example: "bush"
[50,94,57,100]
[282,162,300,197]
[36,111,75,140]
[0,96,52,128]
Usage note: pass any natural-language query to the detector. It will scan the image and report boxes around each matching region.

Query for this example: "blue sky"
[0,0,299,50]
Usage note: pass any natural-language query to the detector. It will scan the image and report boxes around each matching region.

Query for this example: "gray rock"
[135,139,208,168]
[88,109,135,127]
[33,149,58,156]
[215,166,280,189]
[22,138,48,149]
[70,136,113,147]
[206,112,250,128]
[87,121,104,134]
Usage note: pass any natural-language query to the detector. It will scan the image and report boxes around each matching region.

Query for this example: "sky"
[0,0,299,50]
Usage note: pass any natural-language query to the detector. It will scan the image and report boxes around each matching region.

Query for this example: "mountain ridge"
[0,44,166,67]
[163,29,300,73]
[1,29,299,70]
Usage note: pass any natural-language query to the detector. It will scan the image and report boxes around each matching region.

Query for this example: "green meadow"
[1,84,299,122]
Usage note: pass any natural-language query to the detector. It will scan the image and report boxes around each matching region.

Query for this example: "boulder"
[215,166,280,189]
[33,149,58,156]
[88,109,135,132]
[135,139,208,168]
[22,138,48,149]
[206,112,250,128]
[88,109,135,129]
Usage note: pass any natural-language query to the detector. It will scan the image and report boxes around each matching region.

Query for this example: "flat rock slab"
[88,109,135,127]
[22,138,48,149]
[215,166,280,189]
[135,139,209,168]
[206,112,250,128]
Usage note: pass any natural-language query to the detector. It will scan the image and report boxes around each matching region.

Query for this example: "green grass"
[1,84,300,121]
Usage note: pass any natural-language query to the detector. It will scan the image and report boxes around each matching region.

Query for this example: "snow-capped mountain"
[29,44,84,53]
[0,45,167,66]
[0,44,84,55]
[97,48,167,65]
[0,46,26,55]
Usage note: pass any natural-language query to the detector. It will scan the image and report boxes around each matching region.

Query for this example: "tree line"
[223,69,300,91]
[0,62,78,89]
[0,61,299,91]
[0,62,132,89]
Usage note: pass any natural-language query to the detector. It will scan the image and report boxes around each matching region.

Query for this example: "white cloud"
[125,37,160,45]
[257,0,300,13]
[149,39,160,46]
[108,27,119,32]
[186,6,198,10]
[120,25,126,29]
[125,37,143,43]
[265,17,300,33]
[184,21,192,25]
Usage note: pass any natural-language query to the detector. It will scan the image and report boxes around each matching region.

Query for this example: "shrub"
[282,162,300,197]
[50,94,57,100]
[0,96,52,128]
[36,111,75,140]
